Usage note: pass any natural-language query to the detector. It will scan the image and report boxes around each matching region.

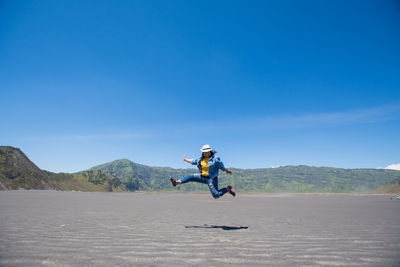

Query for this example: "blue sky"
[1,0,399,173]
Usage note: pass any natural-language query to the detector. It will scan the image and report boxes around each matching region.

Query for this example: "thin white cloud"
[9,103,400,141]
[384,163,400,171]
[247,103,400,130]
[170,103,400,134]
[269,165,281,168]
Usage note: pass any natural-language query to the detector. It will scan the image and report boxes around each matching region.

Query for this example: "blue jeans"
[180,174,228,199]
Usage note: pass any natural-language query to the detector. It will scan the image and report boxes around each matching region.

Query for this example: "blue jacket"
[191,151,226,179]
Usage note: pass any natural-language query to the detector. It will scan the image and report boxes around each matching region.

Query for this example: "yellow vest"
[200,157,210,177]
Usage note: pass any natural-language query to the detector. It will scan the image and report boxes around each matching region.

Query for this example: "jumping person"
[170,144,236,199]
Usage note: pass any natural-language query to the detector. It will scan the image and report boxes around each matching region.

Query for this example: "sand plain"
[0,191,399,266]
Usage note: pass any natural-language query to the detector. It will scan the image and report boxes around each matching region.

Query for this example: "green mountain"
[2,145,400,193]
[0,146,126,192]
[89,159,197,191]
[90,159,400,193]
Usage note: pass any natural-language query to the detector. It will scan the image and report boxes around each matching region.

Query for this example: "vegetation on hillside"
[90,159,400,193]
[2,146,400,193]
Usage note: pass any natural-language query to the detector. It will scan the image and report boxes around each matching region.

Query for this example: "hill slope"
[0,146,126,192]
[370,178,400,194]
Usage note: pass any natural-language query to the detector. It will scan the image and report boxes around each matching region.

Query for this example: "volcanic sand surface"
[1,191,399,266]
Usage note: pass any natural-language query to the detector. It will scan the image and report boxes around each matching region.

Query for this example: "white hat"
[200,144,213,152]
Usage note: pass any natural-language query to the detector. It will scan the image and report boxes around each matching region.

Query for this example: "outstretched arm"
[216,157,233,175]
[183,155,193,164]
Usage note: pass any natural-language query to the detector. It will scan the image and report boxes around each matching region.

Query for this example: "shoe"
[227,186,236,197]
[170,176,177,187]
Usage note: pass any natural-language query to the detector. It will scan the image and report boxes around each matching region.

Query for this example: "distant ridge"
[1,146,400,193]
[90,159,400,193]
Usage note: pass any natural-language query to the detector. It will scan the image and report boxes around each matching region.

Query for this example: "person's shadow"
[185,224,248,231]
